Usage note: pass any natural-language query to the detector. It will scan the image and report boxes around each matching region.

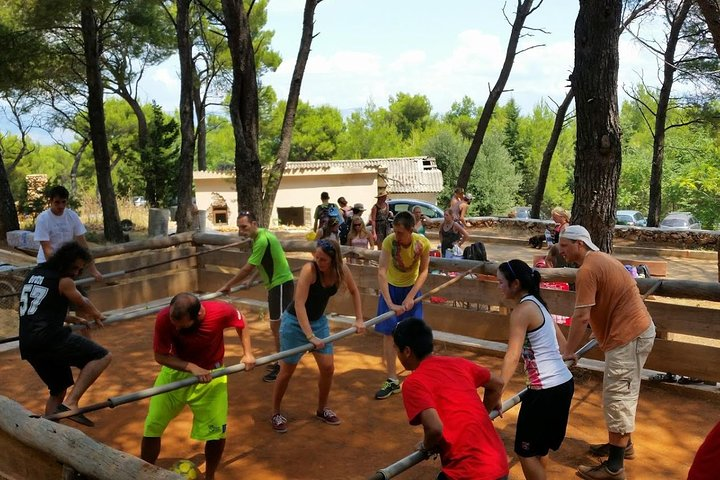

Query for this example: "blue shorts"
[279,311,332,364]
[375,285,423,335]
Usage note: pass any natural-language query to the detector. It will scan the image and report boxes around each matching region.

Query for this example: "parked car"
[616,210,647,227]
[132,196,147,207]
[659,212,701,230]
[511,206,531,219]
[388,199,444,219]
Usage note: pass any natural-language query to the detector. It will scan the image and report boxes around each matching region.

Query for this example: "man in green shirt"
[219,211,295,382]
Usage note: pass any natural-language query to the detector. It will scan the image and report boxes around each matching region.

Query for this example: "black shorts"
[268,280,294,320]
[26,333,109,397]
[515,378,574,457]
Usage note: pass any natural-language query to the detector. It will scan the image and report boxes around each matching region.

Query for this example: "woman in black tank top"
[270,239,366,433]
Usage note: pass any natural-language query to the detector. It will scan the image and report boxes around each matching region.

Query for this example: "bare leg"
[45,390,67,416]
[204,439,225,480]
[272,361,298,413]
[313,352,334,411]
[270,320,281,353]
[140,436,161,465]
[64,352,112,409]
[382,335,397,379]
[519,455,548,480]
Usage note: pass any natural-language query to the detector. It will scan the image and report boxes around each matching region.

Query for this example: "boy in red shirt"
[393,318,509,480]
[140,293,255,480]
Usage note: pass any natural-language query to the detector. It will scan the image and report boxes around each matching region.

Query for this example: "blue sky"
[140,0,661,116]
[4,1,664,142]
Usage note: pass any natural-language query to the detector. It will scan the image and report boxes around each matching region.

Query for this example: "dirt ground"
[0,306,718,480]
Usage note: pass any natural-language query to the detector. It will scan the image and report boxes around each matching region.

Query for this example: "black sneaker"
[263,363,280,382]
[374,379,400,399]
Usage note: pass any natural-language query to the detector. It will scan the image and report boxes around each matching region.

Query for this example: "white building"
[194,156,444,227]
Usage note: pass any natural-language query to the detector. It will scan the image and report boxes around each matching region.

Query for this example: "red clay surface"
[1,305,718,480]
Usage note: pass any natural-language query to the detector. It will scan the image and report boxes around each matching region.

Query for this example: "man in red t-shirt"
[394,318,509,480]
[140,293,255,480]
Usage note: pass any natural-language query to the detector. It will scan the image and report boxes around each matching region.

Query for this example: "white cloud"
[389,50,427,72]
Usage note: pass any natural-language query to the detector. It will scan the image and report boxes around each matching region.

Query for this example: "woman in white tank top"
[495,259,574,480]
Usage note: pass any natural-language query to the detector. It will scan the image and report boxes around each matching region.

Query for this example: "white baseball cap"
[560,225,599,251]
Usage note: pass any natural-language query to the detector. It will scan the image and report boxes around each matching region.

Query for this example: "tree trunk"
[80,3,124,243]
[70,137,90,196]
[456,0,536,189]
[571,0,622,253]
[262,0,320,223]
[0,151,20,239]
[221,0,263,224]
[697,0,720,57]
[175,0,197,233]
[530,0,657,219]
[531,88,574,218]
[193,70,207,171]
[647,0,692,227]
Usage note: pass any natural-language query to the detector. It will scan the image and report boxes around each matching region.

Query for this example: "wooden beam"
[91,231,195,259]
[0,396,183,480]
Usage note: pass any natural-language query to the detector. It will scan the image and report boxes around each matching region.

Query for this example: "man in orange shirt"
[559,225,655,480]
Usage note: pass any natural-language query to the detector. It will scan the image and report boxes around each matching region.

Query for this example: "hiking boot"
[316,408,341,425]
[374,379,400,399]
[577,461,625,480]
[271,413,288,433]
[589,442,635,459]
[263,363,280,382]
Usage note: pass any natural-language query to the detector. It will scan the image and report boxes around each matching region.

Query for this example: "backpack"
[318,203,343,230]
[462,241,488,262]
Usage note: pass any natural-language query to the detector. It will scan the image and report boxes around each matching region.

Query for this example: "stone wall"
[426,217,720,250]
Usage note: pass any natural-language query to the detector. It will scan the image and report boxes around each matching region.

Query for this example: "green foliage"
[206,114,237,171]
[422,126,468,206]
[443,96,481,140]
[467,129,522,216]
[388,92,433,140]
[336,102,405,159]
[502,98,531,202]
[141,102,180,207]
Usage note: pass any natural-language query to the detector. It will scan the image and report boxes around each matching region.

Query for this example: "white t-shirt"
[34,208,86,263]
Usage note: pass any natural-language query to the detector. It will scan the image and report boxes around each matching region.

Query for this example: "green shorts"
[143,366,228,441]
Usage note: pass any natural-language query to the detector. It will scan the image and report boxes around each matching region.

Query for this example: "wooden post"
[0,396,182,480]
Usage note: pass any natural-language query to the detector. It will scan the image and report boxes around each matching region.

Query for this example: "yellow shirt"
[383,233,431,287]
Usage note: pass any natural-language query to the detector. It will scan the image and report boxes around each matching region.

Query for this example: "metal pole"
[44,265,482,422]
[369,338,599,480]
[0,239,249,300]
[0,270,266,346]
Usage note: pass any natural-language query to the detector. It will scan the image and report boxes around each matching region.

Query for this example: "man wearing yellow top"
[374,211,431,399]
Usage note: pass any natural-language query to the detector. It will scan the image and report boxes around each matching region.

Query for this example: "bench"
[532,254,667,277]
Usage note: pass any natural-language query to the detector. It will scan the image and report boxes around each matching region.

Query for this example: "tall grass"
[76,192,149,241]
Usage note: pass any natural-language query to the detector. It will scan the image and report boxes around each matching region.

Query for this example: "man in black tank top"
[19,241,111,427]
